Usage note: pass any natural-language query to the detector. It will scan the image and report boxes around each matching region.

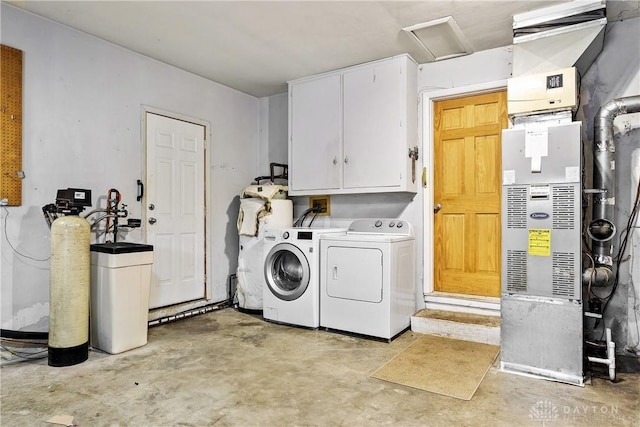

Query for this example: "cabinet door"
[289,75,341,192]
[343,58,403,189]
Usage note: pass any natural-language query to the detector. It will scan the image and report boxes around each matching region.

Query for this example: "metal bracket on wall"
[137,180,144,201]
[408,147,419,183]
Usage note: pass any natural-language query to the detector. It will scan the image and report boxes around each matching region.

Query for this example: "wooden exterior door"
[433,91,507,297]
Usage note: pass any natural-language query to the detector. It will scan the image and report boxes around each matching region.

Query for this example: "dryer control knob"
[375,220,383,228]
[396,222,404,228]
[282,231,290,240]
[389,221,395,227]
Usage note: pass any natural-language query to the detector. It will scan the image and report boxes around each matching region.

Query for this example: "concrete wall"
[0,4,260,330]
[574,17,640,353]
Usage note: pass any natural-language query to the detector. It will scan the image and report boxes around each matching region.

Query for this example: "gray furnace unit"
[501,119,584,386]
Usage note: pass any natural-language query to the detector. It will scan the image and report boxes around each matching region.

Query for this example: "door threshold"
[423,292,501,317]
[148,298,224,323]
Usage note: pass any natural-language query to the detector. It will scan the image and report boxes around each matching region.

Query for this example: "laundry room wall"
[417,46,513,309]
[263,17,640,353]
[262,47,515,314]
[416,20,640,351]
[258,93,288,178]
[0,4,260,331]
[260,90,424,309]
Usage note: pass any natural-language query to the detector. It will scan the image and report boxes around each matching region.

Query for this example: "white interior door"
[145,112,206,309]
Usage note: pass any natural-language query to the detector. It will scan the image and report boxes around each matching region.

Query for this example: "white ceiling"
[7,1,640,97]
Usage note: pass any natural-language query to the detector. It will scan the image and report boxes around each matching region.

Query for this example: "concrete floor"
[1,308,638,426]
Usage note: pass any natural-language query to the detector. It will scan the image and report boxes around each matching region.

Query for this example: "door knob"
[434,203,442,213]
[148,217,157,225]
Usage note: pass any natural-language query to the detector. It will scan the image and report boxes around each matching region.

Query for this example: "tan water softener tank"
[49,215,91,366]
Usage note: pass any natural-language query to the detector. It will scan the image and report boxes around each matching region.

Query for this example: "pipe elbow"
[582,266,615,288]
[594,96,640,147]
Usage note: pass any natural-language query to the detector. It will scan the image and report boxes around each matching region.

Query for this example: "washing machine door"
[264,243,310,301]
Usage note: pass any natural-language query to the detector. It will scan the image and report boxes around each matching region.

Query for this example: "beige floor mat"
[371,334,500,400]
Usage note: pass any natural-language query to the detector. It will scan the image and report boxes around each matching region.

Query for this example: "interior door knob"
[434,203,442,213]
[148,217,157,225]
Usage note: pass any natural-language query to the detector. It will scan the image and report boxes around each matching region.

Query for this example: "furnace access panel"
[501,121,582,300]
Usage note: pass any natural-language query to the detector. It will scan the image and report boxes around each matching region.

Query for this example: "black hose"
[294,206,321,227]
[1,329,48,340]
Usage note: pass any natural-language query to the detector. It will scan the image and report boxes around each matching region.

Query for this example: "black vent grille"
[552,252,575,298]
[507,187,527,229]
[506,250,527,292]
[553,186,575,230]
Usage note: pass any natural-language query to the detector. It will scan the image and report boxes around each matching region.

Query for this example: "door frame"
[421,80,507,316]
[141,106,212,317]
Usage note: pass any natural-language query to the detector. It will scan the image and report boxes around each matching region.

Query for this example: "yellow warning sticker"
[529,229,551,256]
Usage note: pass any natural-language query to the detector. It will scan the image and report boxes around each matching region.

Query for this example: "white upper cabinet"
[288,54,418,196]
[289,74,342,192]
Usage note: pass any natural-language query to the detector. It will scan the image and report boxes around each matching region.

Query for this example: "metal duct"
[586,95,640,286]
[512,0,607,78]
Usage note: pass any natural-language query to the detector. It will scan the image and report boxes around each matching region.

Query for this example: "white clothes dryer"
[319,219,415,340]
[263,227,347,328]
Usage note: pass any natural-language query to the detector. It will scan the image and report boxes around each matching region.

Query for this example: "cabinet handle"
[333,157,337,165]
[344,156,349,164]
[333,266,338,280]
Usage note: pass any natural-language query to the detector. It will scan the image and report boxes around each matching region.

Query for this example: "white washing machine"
[320,219,415,340]
[263,227,347,328]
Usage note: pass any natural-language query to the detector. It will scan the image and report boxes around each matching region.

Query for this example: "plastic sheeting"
[237,198,267,236]
[237,231,267,310]
[241,184,288,201]
[236,199,293,310]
